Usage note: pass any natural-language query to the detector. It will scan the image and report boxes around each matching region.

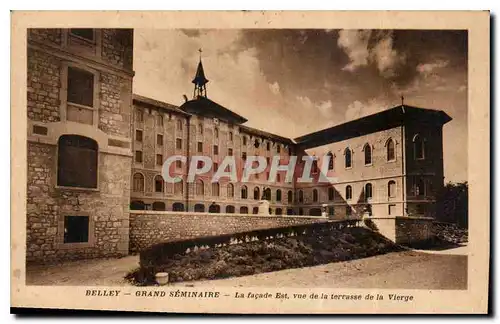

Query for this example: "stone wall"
[129,211,327,252]
[368,216,434,244]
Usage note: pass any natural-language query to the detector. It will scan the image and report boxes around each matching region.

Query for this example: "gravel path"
[26,249,467,290]
[173,250,468,290]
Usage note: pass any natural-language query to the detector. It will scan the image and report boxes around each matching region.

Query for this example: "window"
[242,136,247,146]
[386,139,395,161]
[416,178,425,196]
[63,216,89,243]
[176,160,182,169]
[229,132,233,141]
[254,187,260,200]
[226,205,235,214]
[344,148,352,168]
[228,148,233,156]
[156,134,163,146]
[288,190,293,203]
[327,152,334,170]
[241,185,248,199]
[242,152,247,161]
[198,123,203,135]
[212,183,220,196]
[311,159,318,174]
[277,145,281,154]
[173,202,184,211]
[133,173,144,192]
[196,179,204,196]
[176,138,182,150]
[57,135,98,188]
[388,204,396,215]
[176,119,183,131]
[135,109,144,122]
[213,145,219,155]
[197,142,203,153]
[363,144,372,165]
[346,185,352,200]
[365,183,373,200]
[214,128,219,139]
[174,180,183,195]
[276,189,282,202]
[70,28,94,41]
[227,183,234,198]
[135,130,143,142]
[328,207,335,216]
[313,189,318,202]
[213,162,219,173]
[298,190,304,203]
[267,142,271,151]
[156,115,163,127]
[135,150,142,163]
[156,154,163,166]
[276,173,281,183]
[388,180,396,198]
[67,67,94,107]
[254,139,260,148]
[328,187,334,201]
[154,175,164,192]
[413,134,425,160]
[299,208,304,216]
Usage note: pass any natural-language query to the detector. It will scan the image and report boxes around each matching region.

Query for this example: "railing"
[140,218,362,266]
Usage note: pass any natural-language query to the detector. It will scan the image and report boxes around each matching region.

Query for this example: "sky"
[133,29,468,183]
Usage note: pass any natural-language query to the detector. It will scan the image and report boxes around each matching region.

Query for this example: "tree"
[435,182,468,228]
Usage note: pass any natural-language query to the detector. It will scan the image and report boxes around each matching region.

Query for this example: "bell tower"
[192,48,209,98]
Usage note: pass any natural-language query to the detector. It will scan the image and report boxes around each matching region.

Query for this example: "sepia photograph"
[11,11,489,314]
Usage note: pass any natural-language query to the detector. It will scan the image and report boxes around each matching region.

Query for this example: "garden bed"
[126,226,403,286]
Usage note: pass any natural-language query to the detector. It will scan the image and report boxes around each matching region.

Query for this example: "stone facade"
[129,211,327,252]
[26,28,134,263]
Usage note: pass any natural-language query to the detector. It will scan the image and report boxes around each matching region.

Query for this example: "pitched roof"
[294,105,452,149]
[239,125,294,145]
[179,96,248,124]
[133,94,189,116]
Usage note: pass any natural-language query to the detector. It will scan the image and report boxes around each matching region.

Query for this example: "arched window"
[229,131,233,141]
[212,182,220,196]
[174,179,183,195]
[156,114,163,127]
[198,123,203,135]
[241,185,248,199]
[327,151,334,170]
[194,204,205,212]
[154,175,164,193]
[195,179,204,196]
[263,188,271,201]
[275,208,283,215]
[413,134,425,160]
[214,127,219,139]
[254,187,260,200]
[346,185,352,200]
[133,173,144,192]
[365,183,373,200]
[276,189,282,202]
[328,187,334,201]
[172,202,184,211]
[287,190,293,203]
[176,119,183,131]
[240,206,248,214]
[242,136,247,146]
[225,205,235,213]
[57,135,98,188]
[311,158,319,174]
[363,144,372,165]
[252,207,259,214]
[298,190,304,203]
[313,189,318,202]
[388,180,396,198]
[298,208,304,215]
[209,204,220,213]
[386,138,395,161]
[227,183,234,198]
[152,202,165,211]
[344,148,352,168]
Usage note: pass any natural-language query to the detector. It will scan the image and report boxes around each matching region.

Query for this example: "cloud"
[297,96,334,119]
[337,30,372,72]
[416,60,449,75]
[337,30,405,78]
[345,99,387,121]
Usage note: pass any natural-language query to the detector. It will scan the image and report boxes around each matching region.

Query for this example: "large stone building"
[26,28,134,262]
[25,28,451,263]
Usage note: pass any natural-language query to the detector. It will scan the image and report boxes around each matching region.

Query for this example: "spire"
[192,48,209,98]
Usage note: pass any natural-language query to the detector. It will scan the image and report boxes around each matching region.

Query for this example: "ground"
[25,245,468,290]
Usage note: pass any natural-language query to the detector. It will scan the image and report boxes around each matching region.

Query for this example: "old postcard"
[11,11,489,314]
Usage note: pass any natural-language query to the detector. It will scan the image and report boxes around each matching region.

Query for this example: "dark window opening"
[64,216,89,243]
[67,67,94,107]
[57,135,98,188]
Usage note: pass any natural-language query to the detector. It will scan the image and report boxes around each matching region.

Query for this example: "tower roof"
[192,60,209,86]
